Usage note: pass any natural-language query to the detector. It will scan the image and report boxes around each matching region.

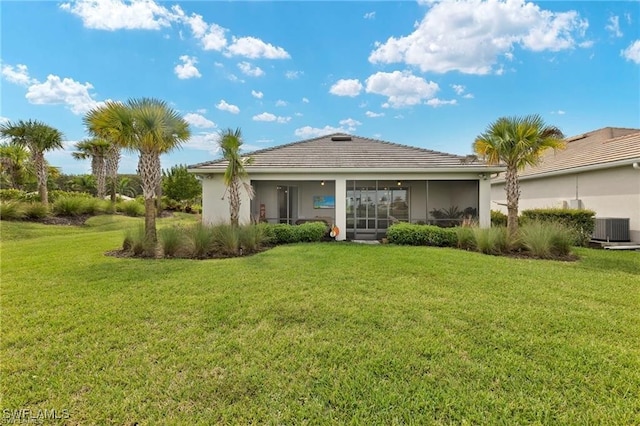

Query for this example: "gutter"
[188,166,506,174]
[492,158,640,183]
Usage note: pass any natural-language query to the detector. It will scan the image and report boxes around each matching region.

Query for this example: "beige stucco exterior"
[491,164,640,242]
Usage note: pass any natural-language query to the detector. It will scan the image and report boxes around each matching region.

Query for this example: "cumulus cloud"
[550,110,566,115]
[605,15,622,38]
[364,11,376,19]
[329,79,363,97]
[184,113,216,128]
[60,0,175,30]
[621,40,640,64]
[237,61,264,77]
[275,100,287,107]
[216,100,240,114]
[225,36,290,59]
[285,70,303,79]
[369,0,590,75]
[294,125,346,139]
[365,71,439,108]
[339,118,362,131]
[171,7,228,51]
[365,111,385,118]
[184,132,220,154]
[251,90,264,99]
[252,112,291,123]
[25,74,101,115]
[174,55,201,79]
[1,64,36,86]
[302,97,310,103]
[451,84,474,99]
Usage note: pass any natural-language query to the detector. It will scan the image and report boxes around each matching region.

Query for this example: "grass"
[1,217,639,424]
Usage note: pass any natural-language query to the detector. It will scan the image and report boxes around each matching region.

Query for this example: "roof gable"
[189,133,491,171]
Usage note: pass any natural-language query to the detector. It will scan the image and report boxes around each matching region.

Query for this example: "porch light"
[397,181,402,186]
[320,180,325,186]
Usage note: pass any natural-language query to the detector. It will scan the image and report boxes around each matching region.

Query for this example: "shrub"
[159,226,185,257]
[49,190,92,203]
[187,223,215,258]
[0,189,25,201]
[0,202,26,220]
[51,197,89,216]
[293,222,327,242]
[123,225,148,256]
[521,208,595,246]
[23,203,49,219]
[270,224,297,245]
[81,198,108,216]
[455,226,476,250]
[211,224,240,256]
[491,210,507,227]
[473,226,509,255]
[519,221,573,258]
[238,225,267,253]
[117,200,145,217]
[387,223,457,247]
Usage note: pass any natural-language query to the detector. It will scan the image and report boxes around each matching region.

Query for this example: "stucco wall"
[491,165,640,241]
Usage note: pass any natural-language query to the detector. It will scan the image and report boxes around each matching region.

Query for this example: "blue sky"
[1,0,639,175]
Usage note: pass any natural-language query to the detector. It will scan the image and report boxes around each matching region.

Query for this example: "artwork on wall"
[313,195,335,209]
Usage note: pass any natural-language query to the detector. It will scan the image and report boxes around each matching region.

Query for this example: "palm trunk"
[229,179,240,227]
[33,151,48,205]
[138,151,160,255]
[93,156,107,199]
[504,163,520,238]
[106,146,120,203]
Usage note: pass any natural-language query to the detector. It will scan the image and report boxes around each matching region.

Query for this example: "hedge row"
[521,208,595,246]
[262,222,328,245]
[386,223,458,247]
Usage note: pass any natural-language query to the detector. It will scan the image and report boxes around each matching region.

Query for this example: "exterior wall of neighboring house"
[202,171,493,241]
[491,164,640,242]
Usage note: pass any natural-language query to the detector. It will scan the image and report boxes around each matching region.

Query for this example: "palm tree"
[105,144,121,202]
[0,142,29,189]
[72,138,111,198]
[473,114,565,236]
[84,98,190,252]
[0,120,63,205]
[219,128,254,226]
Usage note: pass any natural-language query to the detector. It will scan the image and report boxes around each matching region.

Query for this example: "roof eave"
[188,166,506,174]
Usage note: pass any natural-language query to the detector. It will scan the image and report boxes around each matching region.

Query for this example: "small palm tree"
[219,128,254,227]
[473,114,565,236]
[85,98,190,253]
[0,120,63,205]
[0,142,29,189]
[72,138,111,198]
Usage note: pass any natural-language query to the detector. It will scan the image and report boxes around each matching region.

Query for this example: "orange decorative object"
[330,225,339,238]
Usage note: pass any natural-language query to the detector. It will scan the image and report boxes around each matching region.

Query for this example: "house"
[188,133,504,241]
[490,127,640,242]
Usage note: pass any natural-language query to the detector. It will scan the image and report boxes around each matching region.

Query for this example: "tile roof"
[518,127,640,178]
[189,133,495,172]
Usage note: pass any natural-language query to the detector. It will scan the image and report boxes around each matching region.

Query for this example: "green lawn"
[1,217,639,424]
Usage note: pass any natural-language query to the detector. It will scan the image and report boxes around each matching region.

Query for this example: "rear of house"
[491,127,640,242]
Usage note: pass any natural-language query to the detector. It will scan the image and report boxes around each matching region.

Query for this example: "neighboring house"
[491,127,640,242]
[189,133,503,241]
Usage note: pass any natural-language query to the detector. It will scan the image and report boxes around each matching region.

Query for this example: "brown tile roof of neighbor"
[518,127,640,178]
[189,133,498,171]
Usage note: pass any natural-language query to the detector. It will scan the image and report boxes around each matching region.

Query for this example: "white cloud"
[365,71,439,108]
[174,55,201,79]
[216,100,240,114]
[426,98,457,107]
[251,90,264,99]
[302,97,310,103]
[184,131,220,154]
[294,125,346,139]
[451,84,465,95]
[364,11,376,19]
[60,0,175,31]
[196,108,207,114]
[227,74,245,83]
[237,61,265,77]
[184,113,216,128]
[339,118,362,131]
[329,79,363,97]
[365,111,385,118]
[25,74,101,115]
[295,112,303,117]
[621,40,640,64]
[225,36,290,59]
[173,8,228,51]
[1,64,35,86]
[253,112,290,123]
[605,15,622,38]
[0,116,10,124]
[463,93,474,99]
[550,110,566,115]
[256,138,274,144]
[285,70,303,79]
[275,100,287,107]
[369,0,590,75]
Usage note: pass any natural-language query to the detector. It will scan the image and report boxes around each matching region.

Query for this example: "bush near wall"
[266,222,328,245]
[387,223,457,247]
[521,208,595,246]
[491,210,507,227]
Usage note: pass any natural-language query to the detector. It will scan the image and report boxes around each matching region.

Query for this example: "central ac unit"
[593,218,630,242]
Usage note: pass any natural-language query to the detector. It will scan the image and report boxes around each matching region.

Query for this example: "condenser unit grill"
[593,218,630,242]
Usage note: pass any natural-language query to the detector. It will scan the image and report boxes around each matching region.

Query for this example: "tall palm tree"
[72,138,111,198]
[0,142,29,189]
[219,128,254,226]
[473,114,565,236]
[84,98,190,252]
[0,120,63,205]
[105,143,121,202]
